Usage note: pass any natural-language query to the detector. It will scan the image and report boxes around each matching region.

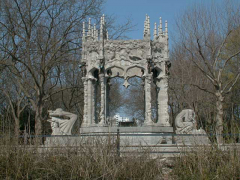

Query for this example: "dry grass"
[0,137,163,180]
[171,144,240,180]
[1,136,240,180]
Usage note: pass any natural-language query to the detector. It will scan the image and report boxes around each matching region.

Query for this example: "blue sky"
[104,0,229,47]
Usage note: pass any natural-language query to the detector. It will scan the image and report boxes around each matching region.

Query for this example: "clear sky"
[104,0,229,47]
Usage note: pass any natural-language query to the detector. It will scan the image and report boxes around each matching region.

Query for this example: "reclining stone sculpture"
[48,108,77,135]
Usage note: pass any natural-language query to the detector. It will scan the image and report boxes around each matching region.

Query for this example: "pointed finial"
[88,18,92,36]
[103,14,105,23]
[91,25,94,38]
[147,16,150,38]
[165,20,168,36]
[159,17,163,35]
[154,22,157,40]
[144,14,148,35]
[82,21,86,41]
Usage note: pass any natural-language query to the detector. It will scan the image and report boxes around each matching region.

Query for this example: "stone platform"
[80,126,173,133]
[80,126,174,145]
[45,126,174,146]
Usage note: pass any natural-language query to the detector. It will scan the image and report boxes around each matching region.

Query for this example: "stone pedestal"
[174,130,210,145]
[80,126,174,145]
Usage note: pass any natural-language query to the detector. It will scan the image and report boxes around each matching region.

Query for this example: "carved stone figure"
[175,109,196,134]
[175,109,210,144]
[48,108,77,135]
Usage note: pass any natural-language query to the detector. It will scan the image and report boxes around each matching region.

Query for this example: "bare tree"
[169,46,216,131]
[173,1,240,143]
[0,71,27,142]
[0,0,135,139]
[0,0,105,137]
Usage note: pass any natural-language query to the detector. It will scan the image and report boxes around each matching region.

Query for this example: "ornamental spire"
[82,21,86,41]
[154,22,157,40]
[159,17,163,35]
[165,20,168,37]
[87,18,92,36]
[147,16,150,36]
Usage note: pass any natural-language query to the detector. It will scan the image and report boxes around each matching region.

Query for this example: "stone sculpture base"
[45,126,174,146]
[45,127,210,147]
[80,126,174,146]
[174,129,210,145]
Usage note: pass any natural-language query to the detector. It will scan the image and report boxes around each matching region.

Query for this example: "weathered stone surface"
[46,108,78,146]
[80,126,174,145]
[175,109,210,144]
[81,15,170,127]
[48,108,77,135]
[175,109,196,134]
[80,126,174,133]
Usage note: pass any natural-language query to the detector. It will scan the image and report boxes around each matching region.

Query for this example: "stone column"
[144,74,153,125]
[87,78,94,126]
[105,78,110,120]
[92,80,97,126]
[81,77,89,127]
[98,74,106,126]
[156,76,170,126]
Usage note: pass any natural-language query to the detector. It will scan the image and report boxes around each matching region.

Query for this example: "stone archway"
[80,15,171,128]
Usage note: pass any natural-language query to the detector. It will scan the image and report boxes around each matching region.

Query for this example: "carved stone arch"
[151,67,162,79]
[105,66,124,78]
[88,67,99,79]
[126,66,145,78]
[81,15,171,129]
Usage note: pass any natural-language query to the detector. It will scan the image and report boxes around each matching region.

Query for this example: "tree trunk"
[14,117,20,145]
[34,102,43,144]
[215,91,224,144]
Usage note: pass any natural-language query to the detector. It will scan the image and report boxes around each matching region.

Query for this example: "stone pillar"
[105,78,110,119]
[81,77,89,127]
[144,74,153,125]
[87,78,95,126]
[92,80,97,125]
[98,74,106,126]
[156,76,170,126]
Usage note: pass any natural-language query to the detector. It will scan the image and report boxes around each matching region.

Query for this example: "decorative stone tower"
[80,15,172,129]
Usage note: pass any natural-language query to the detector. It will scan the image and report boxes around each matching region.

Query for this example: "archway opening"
[151,68,161,123]
[92,69,100,124]
[108,77,144,126]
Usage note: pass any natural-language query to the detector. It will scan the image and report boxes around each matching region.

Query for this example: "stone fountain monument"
[79,14,174,145]
[45,15,209,147]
